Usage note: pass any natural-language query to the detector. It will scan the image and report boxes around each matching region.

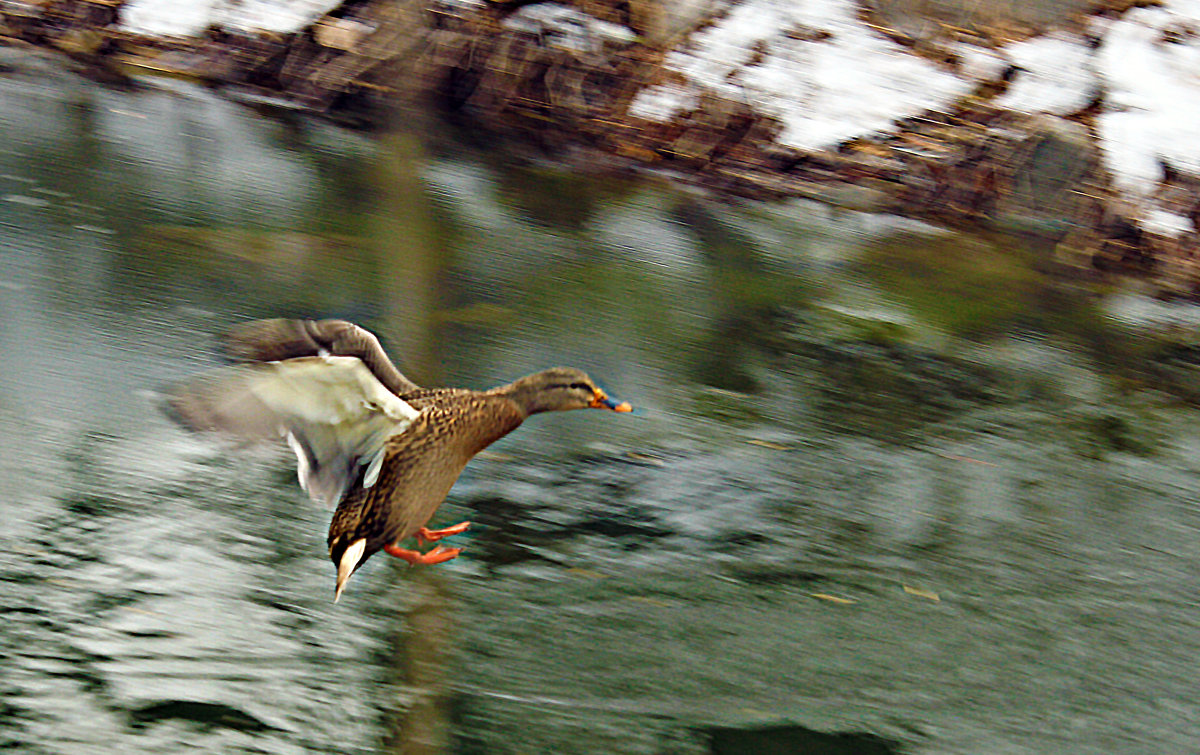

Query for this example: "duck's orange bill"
[591,388,633,412]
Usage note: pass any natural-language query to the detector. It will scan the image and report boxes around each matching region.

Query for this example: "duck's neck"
[490,375,554,416]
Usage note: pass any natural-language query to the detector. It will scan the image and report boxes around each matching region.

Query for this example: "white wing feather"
[165,356,419,506]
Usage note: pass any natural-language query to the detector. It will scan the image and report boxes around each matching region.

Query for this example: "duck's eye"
[547,382,592,392]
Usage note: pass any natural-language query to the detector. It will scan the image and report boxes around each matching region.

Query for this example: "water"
[4,49,1200,754]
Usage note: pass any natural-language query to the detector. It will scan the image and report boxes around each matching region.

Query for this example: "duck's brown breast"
[329,393,526,551]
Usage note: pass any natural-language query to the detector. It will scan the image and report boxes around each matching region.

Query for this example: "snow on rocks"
[501,4,637,53]
[1095,2,1200,206]
[121,0,343,37]
[994,32,1097,116]
[626,0,1200,256]
[628,0,971,151]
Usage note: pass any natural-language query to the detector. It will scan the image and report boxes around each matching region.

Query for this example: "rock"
[313,17,376,52]
[993,115,1100,235]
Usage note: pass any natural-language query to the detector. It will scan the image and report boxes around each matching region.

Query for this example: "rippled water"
[4,49,1200,754]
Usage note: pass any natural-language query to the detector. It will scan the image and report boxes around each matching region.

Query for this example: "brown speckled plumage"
[327,395,524,558]
[165,318,631,599]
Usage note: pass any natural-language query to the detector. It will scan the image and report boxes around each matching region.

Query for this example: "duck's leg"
[384,543,462,566]
[416,521,471,547]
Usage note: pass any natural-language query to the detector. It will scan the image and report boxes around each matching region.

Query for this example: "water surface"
[3,50,1200,754]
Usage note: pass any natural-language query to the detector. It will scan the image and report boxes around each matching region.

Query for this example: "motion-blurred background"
[4,0,1200,752]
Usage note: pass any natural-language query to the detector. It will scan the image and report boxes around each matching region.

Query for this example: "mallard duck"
[165,318,632,600]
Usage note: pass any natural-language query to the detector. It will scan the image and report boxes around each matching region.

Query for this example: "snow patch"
[629,85,700,121]
[121,0,342,37]
[628,0,970,150]
[996,32,1096,115]
[1096,2,1200,204]
[1142,208,1194,237]
[954,44,1012,82]
[502,4,636,52]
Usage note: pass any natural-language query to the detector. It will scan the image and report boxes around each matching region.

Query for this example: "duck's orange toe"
[384,543,463,566]
[419,545,463,565]
[416,521,472,546]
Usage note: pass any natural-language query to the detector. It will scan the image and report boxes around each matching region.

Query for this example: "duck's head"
[503,367,632,416]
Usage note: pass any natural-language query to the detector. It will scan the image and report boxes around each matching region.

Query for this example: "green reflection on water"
[857,229,1200,401]
[491,160,640,232]
[127,225,376,312]
[861,232,1076,339]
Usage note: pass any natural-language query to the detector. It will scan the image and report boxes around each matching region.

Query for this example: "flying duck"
[164,318,631,600]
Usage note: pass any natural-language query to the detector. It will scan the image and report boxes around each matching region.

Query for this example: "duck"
[164,318,632,601]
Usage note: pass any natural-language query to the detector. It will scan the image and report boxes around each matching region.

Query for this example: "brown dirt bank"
[5,0,1199,298]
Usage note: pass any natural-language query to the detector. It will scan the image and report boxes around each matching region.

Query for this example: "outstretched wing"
[164,356,420,506]
[220,318,422,397]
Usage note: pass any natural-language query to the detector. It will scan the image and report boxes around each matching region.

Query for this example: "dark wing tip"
[156,381,216,433]
[155,369,280,440]
[219,318,323,364]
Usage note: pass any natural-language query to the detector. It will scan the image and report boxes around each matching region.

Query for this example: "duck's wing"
[164,356,420,507]
[220,319,422,397]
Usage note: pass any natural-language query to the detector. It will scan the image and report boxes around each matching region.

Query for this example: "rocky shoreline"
[5,0,1200,297]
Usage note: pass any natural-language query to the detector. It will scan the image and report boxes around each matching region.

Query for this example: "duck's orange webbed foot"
[416,521,471,547]
[383,543,463,566]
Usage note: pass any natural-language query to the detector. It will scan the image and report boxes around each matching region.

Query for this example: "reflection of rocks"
[129,700,278,732]
[804,341,1002,441]
[764,311,1005,442]
[448,447,825,571]
[449,379,1200,754]
[1066,406,1160,458]
[706,722,902,755]
[1142,339,1200,401]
